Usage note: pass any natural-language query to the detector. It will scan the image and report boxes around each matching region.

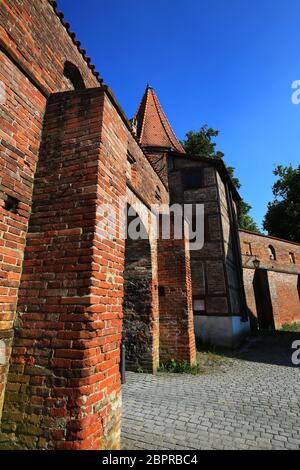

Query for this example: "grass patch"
[158,348,232,375]
[196,348,231,368]
[158,359,204,375]
[280,322,300,332]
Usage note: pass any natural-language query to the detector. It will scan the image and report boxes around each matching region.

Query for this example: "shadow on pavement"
[198,330,300,368]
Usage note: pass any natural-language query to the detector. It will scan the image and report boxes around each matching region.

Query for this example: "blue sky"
[58,0,300,229]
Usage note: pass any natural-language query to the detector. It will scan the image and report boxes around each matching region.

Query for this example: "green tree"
[181,125,259,232]
[182,127,224,160]
[263,164,300,242]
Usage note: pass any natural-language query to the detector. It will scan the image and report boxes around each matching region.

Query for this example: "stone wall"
[240,230,300,329]
[123,231,153,371]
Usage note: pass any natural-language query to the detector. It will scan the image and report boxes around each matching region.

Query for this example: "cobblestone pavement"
[122,332,300,450]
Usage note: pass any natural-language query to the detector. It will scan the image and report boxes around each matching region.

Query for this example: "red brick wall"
[0,0,196,449]
[240,230,300,268]
[1,89,127,450]
[269,271,300,327]
[126,129,169,208]
[240,230,300,328]
[158,220,196,364]
[0,49,46,419]
[0,0,101,423]
[0,80,174,448]
[0,0,100,94]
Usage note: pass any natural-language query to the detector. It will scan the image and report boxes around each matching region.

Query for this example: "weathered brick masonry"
[0,0,100,425]
[158,219,196,364]
[0,0,194,449]
[0,88,127,449]
[240,230,300,329]
[0,49,46,421]
[1,0,299,452]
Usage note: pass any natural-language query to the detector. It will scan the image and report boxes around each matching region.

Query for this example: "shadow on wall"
[253,269,275,331]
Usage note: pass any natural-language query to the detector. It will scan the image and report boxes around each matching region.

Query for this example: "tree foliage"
[181,125,259,232]
[263,165,300,242]
[182,127,224,160]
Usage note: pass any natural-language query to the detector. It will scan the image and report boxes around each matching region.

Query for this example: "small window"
[182,169,203,191]
[4,195,19,214]
[63,61,86,90]
[193,298,205,315]
[289,252,296,264]
[126,152,136,180]
[243,242,252,256]
[168,157,175,171]
[155,186,162,201]
[158,286,165,297]
[268,245,276,261]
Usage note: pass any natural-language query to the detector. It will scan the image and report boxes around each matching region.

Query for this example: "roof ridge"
[139,87,150,146]
[151,89,185,153]
[239,229,300,246]
[47,0,103,85]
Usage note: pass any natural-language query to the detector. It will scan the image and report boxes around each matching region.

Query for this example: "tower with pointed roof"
[133,85,185,186]
[135,85,185,153]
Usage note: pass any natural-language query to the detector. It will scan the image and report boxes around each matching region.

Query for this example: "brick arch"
[63,61,86,90]
[268,244,277,261]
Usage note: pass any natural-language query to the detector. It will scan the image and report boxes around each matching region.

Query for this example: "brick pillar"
[0,88,126,450]
[0,51,46,421]
[157,219,196,365]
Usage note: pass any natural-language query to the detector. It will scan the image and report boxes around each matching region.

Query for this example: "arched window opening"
[243,241,252,256]
[268,245,276,261]
[63,61,86,90]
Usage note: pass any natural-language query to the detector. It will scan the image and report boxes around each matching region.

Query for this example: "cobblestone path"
[122,332,300,450]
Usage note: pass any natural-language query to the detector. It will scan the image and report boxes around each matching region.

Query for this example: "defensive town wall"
[240,230,300,329]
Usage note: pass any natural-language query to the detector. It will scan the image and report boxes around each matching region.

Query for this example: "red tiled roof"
[134,86,185,154]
